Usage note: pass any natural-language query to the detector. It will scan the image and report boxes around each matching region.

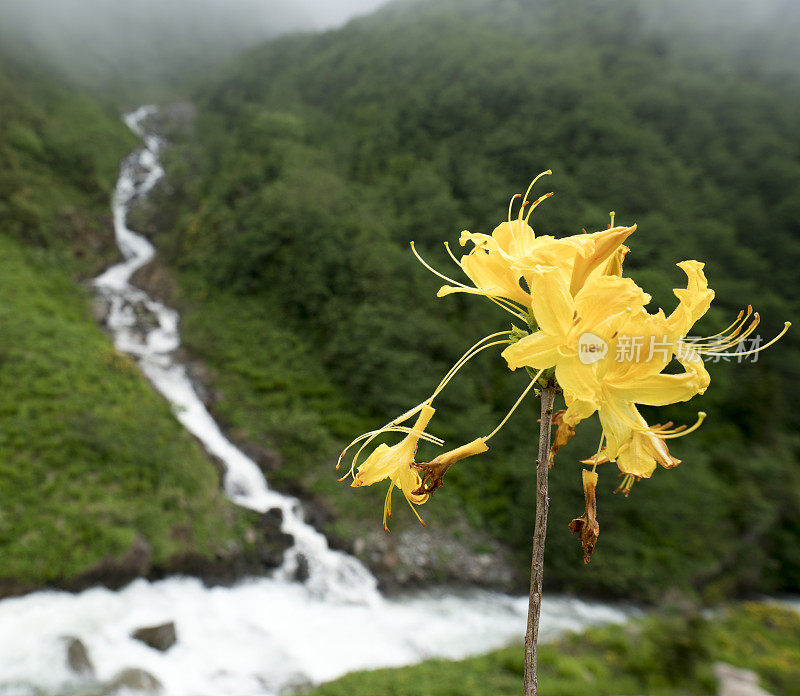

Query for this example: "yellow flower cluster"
[338,172,789,555]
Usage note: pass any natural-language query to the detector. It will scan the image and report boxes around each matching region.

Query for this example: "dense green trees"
[151,0,800,601]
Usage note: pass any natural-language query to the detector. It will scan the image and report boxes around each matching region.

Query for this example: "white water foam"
[0,106,630,696]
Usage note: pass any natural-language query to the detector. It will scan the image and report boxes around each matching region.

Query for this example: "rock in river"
[131,621,177,652]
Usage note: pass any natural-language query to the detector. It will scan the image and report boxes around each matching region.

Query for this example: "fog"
[0,0,390,94]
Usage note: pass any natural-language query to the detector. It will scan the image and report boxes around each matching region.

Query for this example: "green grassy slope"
[0,237,258,585]
[144,0,800,600]
[304,603,800,696]
[0,50,266,590]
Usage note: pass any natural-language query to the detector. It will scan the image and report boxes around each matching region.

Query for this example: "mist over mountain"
[0,0,389,99]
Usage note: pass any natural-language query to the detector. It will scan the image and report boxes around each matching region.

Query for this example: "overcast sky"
[300,0,391,28]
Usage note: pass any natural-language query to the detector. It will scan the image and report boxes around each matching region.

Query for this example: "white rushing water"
[0,106,630,696]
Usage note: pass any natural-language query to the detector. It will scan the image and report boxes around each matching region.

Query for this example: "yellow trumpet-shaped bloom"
[502,267,652,377]
[512,224,637,297]
[506,262,715,480]
[352,405,435,531]
[431,174,635,312]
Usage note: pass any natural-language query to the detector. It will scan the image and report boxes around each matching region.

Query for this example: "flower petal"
[502,331,563,370]
[530,266,574,336]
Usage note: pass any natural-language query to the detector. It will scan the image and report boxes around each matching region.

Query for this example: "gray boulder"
[104,667,162,694]
[64,636,94,677]
[131,621,177,651]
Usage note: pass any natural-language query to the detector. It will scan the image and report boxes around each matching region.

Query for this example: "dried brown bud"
[568,469,600,564]
[412,438,488,496]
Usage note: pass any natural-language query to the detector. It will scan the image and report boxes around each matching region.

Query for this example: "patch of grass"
[304,603,800,696]
[0,237,254,583]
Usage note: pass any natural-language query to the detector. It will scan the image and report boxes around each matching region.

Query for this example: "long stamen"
[488,297,528,320]
[411,241,470,289]
[339,425,443,463]
[382,480,395,532]
[690,312,759,350]
[403,489,427,526]
[519,170,552,220]
[484,370,544,442]
[428,331,512,400]
[445,240,529,313]
[430,340,512,400]
[508,193,521,225]
[336,403,426,467]
[340,330,514,477]
[338,425,443,481]
[443,241,464,269]
[524,192,554,225]
[658,412,706,439]
[698,321,790,358]
[417,241,529,320]
[693,306,750,343]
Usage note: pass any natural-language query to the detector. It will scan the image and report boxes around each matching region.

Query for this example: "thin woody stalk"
[523,385,556,696]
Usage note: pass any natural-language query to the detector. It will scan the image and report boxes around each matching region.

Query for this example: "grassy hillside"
[142,0,800,600]
[0,50,271,591]
[303,602,800,696]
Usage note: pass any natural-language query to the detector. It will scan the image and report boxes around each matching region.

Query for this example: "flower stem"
[523,385,556,696]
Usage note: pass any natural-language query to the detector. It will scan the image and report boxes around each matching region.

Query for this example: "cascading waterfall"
[0,107,629,696]
[94,105,378,603]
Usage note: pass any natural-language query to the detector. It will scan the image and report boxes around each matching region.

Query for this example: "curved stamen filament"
[411,241,469,289]
[508,193,521,225]
[336,403,425,467]
[429,331,512,400]
[518,170,552,221]
[693,306,750,343]
[404,490,426,526]
[484,369,544,442]
[657,412,707,439]
[606,400,703,441]
[698,321,790,358]
[337,425,444,481]
[690,313,759,350]
[430,340,512,401]
[524,192,554,225]
[338,331,512,478]
[415,241,529,320]
[443,240,464,269]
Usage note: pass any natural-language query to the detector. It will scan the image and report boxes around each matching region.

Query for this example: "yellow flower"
[505,263,715,480]
[352,405,435,531]
[502,267,652,375]
[438,219,545,305]
[512,224,637,297]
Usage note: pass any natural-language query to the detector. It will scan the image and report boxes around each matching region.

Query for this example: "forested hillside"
[0,49,273,594]
[137,0,799,601]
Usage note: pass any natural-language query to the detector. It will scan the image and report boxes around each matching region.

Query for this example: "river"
[0,106,629,696]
